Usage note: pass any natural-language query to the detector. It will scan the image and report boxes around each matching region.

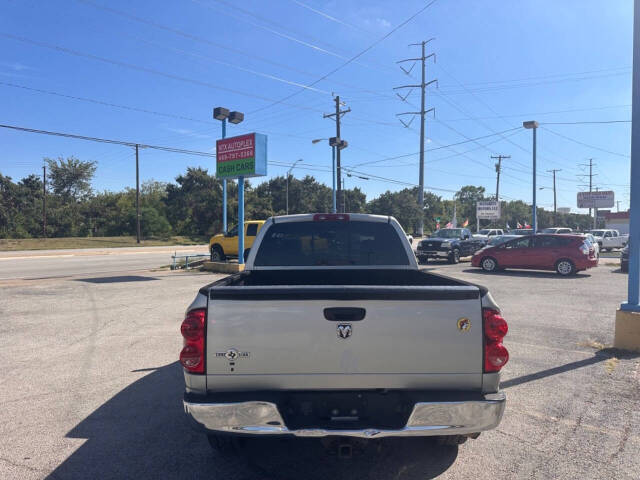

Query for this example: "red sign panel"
[217,133,255,163]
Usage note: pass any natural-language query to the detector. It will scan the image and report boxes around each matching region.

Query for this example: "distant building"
[604,211,630,234]
[557,207,571,214]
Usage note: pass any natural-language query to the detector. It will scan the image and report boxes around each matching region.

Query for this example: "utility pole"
[579,158,597,219]
[323,95,350,212]
[547,169,561,225]
[42,164,46,238]
[395,39,436,237]
[135,144,141,244]
[491,155,510,201]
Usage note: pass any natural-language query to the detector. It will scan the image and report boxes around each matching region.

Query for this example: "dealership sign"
[476,200,501,219]
[216,133,267,179]
[577,190,614,209]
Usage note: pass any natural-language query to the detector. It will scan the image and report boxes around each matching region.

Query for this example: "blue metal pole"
[532,127,537,233]
[238,176,245,265]
[222,118,227,233]
[332,146,337,213]
[622,0,640,311]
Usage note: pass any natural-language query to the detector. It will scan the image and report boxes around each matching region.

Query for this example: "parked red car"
[471,234,598,276]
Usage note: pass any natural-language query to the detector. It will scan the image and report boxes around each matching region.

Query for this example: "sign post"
[216,133,267,265]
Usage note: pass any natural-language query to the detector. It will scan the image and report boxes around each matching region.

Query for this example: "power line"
[541,126,630,158]
[0,123,216,157]
[73,0,396,100]
[348,126,521,168]
[540,120,630,125]
[0,32,327,116]
[288,0,373,34]
[245,0,440,114]
[0,81,215,125]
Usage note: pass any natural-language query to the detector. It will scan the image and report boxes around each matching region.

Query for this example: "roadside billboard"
[216,133,267,179]
[476,200,501,219]
[577,191,614,209]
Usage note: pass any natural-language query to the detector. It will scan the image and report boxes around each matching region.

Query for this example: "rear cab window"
[253,220,410,266]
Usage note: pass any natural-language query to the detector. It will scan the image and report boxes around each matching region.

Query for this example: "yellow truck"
[209,220,266,262]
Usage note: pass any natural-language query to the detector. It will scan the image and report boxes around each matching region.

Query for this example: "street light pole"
[221,118,227,233]
[214,107,244,234]
[286,159,303,215]
[523,121,539,232]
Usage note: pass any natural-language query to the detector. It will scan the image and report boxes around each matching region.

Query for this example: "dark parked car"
[621,244,629,273]
[471,234,598,276]
[416,228,486,264]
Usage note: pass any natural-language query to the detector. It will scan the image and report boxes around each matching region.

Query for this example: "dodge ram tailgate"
[204,285,483,391]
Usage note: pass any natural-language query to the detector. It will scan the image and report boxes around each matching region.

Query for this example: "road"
[0,245,208,280]
[0,260,638,479]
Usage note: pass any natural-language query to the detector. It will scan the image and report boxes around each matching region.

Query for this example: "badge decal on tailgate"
[215,348,250,360]
[457,317,471,332]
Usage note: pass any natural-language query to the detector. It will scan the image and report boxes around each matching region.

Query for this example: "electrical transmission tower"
[394,38,437,236]
[323,95,350,212]
[491,155,510,202]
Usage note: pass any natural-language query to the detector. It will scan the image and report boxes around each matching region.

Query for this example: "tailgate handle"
[324,307,366,322]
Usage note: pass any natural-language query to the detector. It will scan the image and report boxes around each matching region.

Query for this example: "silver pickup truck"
[181,213,508,450]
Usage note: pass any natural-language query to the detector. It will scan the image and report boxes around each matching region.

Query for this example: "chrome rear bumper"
[184,392,505,438]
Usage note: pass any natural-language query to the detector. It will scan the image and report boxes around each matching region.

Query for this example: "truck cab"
[209,220,265,262]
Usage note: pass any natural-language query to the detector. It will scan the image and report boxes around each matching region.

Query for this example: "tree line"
[0,156,596,239]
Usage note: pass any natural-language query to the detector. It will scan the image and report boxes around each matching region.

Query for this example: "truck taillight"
[483,308,509,373]
[180,308,206,374]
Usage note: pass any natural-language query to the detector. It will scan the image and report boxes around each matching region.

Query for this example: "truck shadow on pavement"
[501,348,639,389]
[47,362,458,480]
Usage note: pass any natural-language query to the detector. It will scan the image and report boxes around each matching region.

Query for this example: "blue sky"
[0,0,634,213]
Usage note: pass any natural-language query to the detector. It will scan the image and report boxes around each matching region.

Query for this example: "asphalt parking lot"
[0,259,638,479]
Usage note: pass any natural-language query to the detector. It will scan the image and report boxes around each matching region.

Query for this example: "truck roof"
[270,213,392,224]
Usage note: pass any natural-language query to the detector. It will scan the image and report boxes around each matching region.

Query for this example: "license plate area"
[279,391,413,430]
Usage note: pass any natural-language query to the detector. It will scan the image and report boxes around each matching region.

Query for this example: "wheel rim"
[558,261,572,275]
[454,250,460,262]
[482,258,495,271]
[212,249,221,261]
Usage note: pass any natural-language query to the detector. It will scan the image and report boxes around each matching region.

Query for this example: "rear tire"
[480,256,498,272]
[437,435,468,446]
[210,245,225,262]
[448,248,460,264]
[556,259,576,276]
